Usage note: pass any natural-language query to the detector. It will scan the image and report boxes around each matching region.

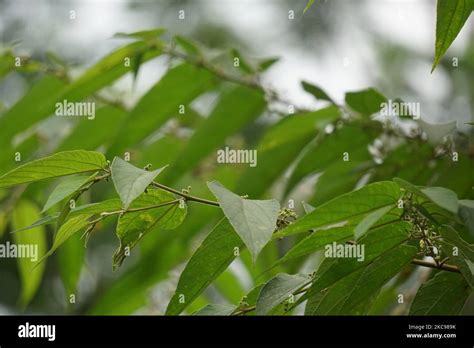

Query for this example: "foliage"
[0,5,473,316]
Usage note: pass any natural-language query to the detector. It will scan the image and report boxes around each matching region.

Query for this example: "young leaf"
[11,201,47,307]
[345,88,386,116]
[276,181,401,237]
[432,0,474,72]
[354,205,394,240]
[166,218,243,315]
[256,273,311,315]
[113,28,166,41]
[0,151,106,189]
[111,157,167,209]
[207,181,280,263]
[194,304,236,316]
[42,174,96,212]
[303,0,315,14]
[410,271,470,315]
[301,81,335,104]
[112,189,186,270]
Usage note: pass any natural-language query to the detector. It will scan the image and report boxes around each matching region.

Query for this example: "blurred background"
[0,0,473,315]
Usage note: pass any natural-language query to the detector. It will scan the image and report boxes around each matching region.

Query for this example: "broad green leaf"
[162,86,266,184]
[237,106,340,197]
[107,63,215,155]
[42,174,95,212]
[276,181,401,237]
[432,0,474,72]
[56,106,127,152]
[345,88,386,116]
[410,271,470,315]
[194,303,236,316]
[394,178,459,214]
[303,221,411,304]
[301,81,335,103]
[281,224,355,262]
[305,267,368,315]
[459,200,474,236]
[207,181,280,263]
[256,273,311,315]
[0,151,107,189]
[43,215,91,260]
[166,218,243,315]
[111,157,167,209]
[11,199,122,233]
[11,201,47,307]
[113,189,187,270]
[339,244,417,313]
[354,205,394,240]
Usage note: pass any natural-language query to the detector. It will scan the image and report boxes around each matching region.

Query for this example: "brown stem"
[411,259,460,273]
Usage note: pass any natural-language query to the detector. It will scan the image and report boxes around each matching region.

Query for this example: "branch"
[151,181,219,207]
[411,259,460,273]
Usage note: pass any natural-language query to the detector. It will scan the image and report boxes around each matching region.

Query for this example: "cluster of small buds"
[276,208,298,230]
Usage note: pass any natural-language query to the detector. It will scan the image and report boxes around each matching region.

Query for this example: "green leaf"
[339,244,418,313]
[394,178,459,214]
[281,225,354,262]
[113,28,166,41]
[107,63,215,156]
[432,0,474,72]
[238,106,340,197]
[304,221,411,308]
[11,201,47,307]
[207,181,280,263]
[0,151,107,189]
[194,303,236,316]
[276,181,401,237]
[166,218,243,315]
[301,81,335,103]
[44,215,92,260]
[111,157,167,209]
[113,189,187,270]
[42,174,95,212]
[354,205,394,240]
[11,199,122,233]
[410,271,471,315]
[163,86,266,184]
[345,88,386,116]
[256,273,311,315]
